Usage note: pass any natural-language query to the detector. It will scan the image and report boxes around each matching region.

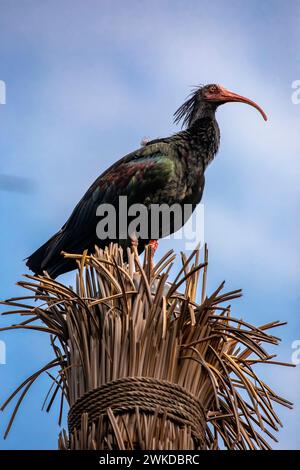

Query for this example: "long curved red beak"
[216,87,267,121]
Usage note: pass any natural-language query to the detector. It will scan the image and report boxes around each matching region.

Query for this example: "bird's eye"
[209,85,218,93]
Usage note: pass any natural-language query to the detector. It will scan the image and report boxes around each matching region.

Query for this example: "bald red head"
[202,84,267,121]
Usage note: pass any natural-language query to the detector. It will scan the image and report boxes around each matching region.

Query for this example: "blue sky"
[0,0,299,449]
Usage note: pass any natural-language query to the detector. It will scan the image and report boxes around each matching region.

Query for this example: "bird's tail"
[26,231,69,278]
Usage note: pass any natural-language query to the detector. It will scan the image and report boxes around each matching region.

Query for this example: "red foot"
[149,239,158,253]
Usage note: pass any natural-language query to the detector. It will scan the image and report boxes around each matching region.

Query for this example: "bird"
[26,84,267,278]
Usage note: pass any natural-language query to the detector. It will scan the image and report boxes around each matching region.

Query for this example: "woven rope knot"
[68,376,206,445]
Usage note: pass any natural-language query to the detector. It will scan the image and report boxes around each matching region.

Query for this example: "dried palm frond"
[0,244,293,449]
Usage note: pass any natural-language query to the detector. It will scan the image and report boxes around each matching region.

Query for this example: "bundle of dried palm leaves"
[0,244,293,450]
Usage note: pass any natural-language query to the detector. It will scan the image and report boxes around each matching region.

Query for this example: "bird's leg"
[148,239,158,270]
[130,233,139,257]
[149,239,158,254]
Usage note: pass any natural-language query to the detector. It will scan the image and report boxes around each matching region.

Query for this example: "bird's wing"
[41,143,177,266]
